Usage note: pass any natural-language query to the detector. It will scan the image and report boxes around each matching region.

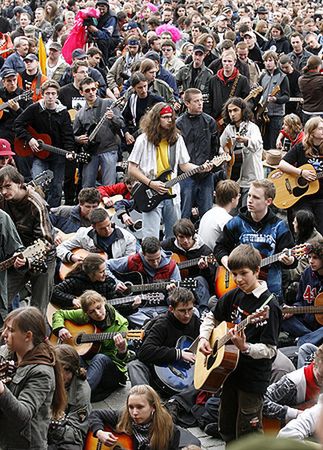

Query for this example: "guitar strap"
[35,73,42,96]
[229,74,240,98]
[260,293,275,309]
[168,142,177,171]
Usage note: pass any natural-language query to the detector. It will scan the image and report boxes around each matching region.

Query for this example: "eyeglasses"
[162,48,173,52]
[83,87,97,93]
[160,115,173,120]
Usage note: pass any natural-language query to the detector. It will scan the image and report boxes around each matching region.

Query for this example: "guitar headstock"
[212,153,232,167]
[0,359,16,384]
[76,152,92,164]
[206,254,217,264]
[126,330,145,341]
[22,239,51,260]
[271,85,281,97]
[247,306,270,326]
[142,292,165,305]
[32,170,54,188]
[249,86,263,98]
[179,278,198,289]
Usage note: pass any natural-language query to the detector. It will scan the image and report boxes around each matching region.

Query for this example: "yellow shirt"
[156,139,170,176]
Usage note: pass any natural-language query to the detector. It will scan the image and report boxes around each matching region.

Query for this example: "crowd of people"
[0,0,323,448]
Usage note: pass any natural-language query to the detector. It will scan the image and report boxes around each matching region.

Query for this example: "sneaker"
[204,423,221,438]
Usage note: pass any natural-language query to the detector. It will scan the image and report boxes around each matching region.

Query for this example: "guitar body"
[99,195,124,216]
[269,164,319,209]
[154,336,195,393]
[111,208,143,240]
[84,426,134,450]
[171,253,189,279]
[59,248,107,280]
[132,169,176,213]
[194,321,239,392]
[14,126,51,159]
[49,320,100,357]
[82,123,100,154]
[214,266,237,298]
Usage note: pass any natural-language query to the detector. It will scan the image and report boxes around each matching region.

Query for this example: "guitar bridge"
[285,179,292,194]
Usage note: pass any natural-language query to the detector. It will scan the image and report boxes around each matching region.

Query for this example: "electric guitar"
[84,425,134,450]
[0,91,32,119]
[154,335,199,393]
[214,244,308,298]
[14,126,91,163]
[268,163,323,209]
[50,320,144,357]
[132,153,231,213]
[194,307,269,392]
[0,239,51,273]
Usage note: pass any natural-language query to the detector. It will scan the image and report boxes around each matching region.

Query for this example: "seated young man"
[199,244,281,443]
[263,344,323,424]
[50,187,101,240]
[52,290,131,401]
[161,218,214,314]
[127,287,200,395]
[282,241,323,347]
[106,236,181,326]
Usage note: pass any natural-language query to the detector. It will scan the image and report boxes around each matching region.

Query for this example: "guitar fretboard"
[79,331,128,343]
[0,255,16,272]
[129,280,193,293]
[218,316,250,350]
[281,306,323,315]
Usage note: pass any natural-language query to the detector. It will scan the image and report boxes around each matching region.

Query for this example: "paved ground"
[92,382,225,450]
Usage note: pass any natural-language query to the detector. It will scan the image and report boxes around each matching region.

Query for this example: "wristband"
[148,180,151,187]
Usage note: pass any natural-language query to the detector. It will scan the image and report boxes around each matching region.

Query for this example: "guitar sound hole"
[298,177,308,187]
[206,341,218,370]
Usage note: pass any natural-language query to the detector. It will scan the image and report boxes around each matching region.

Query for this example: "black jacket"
[14,100,75,153]
[0,86,32,144]
[138,311,200,366]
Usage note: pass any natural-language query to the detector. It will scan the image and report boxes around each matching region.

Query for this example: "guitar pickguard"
[292,176,309,198]
[206,339,219,370]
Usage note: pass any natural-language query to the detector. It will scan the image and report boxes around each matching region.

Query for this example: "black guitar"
[37,140,91,164]
[132,154,231,213]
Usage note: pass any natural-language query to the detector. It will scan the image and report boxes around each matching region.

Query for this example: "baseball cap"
[96,0,109,5]
[217,14,228,21]
[49,42,62,52]
[24,53,39,61]
[72,48,87,60]
[1,69,17,79]
[223,6,233,13]
[145,51,161,62]
[128,38,140,46]
[123,22,139,31]
[244,30,256,39]
[0,139,15,156]
[257,6,269,14]
[193,44,206,53]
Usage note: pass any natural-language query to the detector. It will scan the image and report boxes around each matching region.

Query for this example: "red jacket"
[127,253,177,281]
[97,182,131,200]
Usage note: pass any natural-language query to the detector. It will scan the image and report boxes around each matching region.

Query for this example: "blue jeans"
[82,150,118,188]
[32,156,66,207]
[142,198,180,240]
[180,173,214,219]
[85,353,126,401]
[282,316,323,347]
[195,275,211,313]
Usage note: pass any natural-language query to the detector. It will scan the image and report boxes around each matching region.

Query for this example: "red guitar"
[84,425,134,450]
[14,126,52,159]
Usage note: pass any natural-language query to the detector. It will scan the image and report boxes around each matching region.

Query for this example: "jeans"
[127,305,168,327]
[32,156,66,207]
[180,173,214,219]
[282,316,323,347]
[194,275,211,313]
[142,198,180,240]
[128,359,151,386]
[263,116,283,150]
[82,150,118,188]
[85,353,126,401]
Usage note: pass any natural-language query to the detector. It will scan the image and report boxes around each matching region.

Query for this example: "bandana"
[160,105,173,115]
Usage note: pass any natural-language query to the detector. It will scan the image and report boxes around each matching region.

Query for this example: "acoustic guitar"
[268,163,323,209]
[59,248,107,280]
[0,91,32,119]
[132,154,231,213]
[50,320,144,357]
[84,426,134,450]
[14,126,91,163]
[194,307,269,392]
[0,358,16,384]
[282,292,323,326]
[214,244,307,298]
[0,239,50,273]
[154,335,199,393]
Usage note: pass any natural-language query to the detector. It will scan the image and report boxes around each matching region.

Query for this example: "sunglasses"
[83,87,97,93]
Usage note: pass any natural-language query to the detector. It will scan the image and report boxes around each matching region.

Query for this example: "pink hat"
[0,139,15,156]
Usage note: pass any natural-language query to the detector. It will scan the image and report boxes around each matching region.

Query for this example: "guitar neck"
[130,281,169,292]
[218,317,249,349]
[89,115,107,141]
[281,305,323,315]
[260,252,283,267]
[177,257,200,270]
[39,141,68,157]
[78,330,128,343]
[0,255,16,272]
[165,165,204,188]
[108,294,148,306]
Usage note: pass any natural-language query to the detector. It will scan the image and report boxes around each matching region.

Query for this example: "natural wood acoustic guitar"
[59,248,107,280]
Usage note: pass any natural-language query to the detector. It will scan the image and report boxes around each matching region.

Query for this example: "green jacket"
[52,304,129,373]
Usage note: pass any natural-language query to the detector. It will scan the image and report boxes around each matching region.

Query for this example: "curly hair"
[283,114,303,140]
[222,97,253,124]
[117,385,174,449]
[139,102,179,146]
[303,117,323,158]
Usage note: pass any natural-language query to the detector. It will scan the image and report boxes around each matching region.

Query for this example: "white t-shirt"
[198,205,232,250]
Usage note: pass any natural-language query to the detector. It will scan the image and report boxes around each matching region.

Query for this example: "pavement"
[92,381,226,450]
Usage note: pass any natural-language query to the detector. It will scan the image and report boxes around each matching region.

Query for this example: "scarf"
[304,362,321,401]
[216,66,239,84]
[19,342,56,368]
[132,420,151,447]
